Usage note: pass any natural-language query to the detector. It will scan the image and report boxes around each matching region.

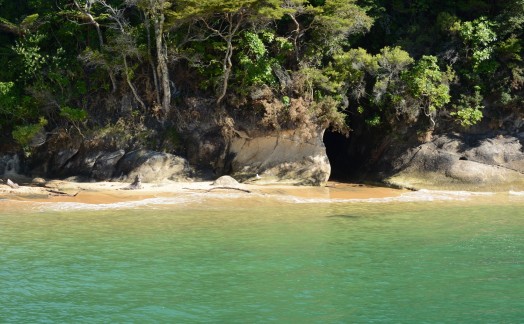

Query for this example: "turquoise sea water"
[1,191,523,323]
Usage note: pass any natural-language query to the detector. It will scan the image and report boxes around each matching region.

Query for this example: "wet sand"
[265,182,408,200]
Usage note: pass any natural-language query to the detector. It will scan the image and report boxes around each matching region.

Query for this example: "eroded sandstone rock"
[211,175,240,187]
[228,129,330,186]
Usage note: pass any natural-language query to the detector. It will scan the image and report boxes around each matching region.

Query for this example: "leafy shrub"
[60,106,88,122]
[236,31,277,89]
[451,88,484,127]
[12,117,48,147]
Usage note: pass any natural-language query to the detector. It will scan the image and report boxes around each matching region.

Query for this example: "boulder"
[54,149,80,170]
[32,177,47,185]
[445,160,519,183]
[26,130,195,182]
[464,136,524,171]
[91,150,126,180]
[115,150,193,182]
[211,175,240,187]
[385,134,524,190]
[60,149,105,178]
[228,129,330,186]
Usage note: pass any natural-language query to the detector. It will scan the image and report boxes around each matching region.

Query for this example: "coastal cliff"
[0,111,331,186]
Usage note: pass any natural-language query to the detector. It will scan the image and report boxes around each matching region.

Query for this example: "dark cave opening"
[323,129,360,182]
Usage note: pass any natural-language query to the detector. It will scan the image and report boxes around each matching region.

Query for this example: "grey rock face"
[115,150,193,182]
[0,154,21,177]
[91,150,126,180]
[386,134,524,190]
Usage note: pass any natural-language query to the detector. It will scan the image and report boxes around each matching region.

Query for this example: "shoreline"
[3,179,524,210]
[0,180,407,205]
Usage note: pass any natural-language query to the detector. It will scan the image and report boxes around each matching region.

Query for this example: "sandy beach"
[0,179,407,205]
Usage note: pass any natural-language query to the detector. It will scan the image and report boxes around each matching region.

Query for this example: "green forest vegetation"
[1,0,523,152]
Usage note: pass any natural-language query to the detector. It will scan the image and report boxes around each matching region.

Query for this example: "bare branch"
[73,0,104,48]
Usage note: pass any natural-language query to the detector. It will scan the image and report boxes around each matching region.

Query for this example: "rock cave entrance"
[323,129,358,182]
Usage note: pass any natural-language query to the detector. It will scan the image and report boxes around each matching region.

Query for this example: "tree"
[94,0,147,111]
[177,0,287,104]
[135,0,172,115]
[280,0,320,64]
[282,0,372,66]
[404,55,452,128]
[371,46,414,105]
[71,0,118,93]
[73,0,105,50]
[498,0,524,37]
[450,16,497,71]
[450,86,483,127]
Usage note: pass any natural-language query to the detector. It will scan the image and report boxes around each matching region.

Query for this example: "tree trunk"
[144,13,161,105]
[216,13,242,105]
[217,36,233,104]
[123,55,147,111]
[154,13,171,115]
[287,13,301,63]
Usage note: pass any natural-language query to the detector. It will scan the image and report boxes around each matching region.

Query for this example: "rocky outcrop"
[29,136,194,183]
[0,154,21,177]
[227,129,331,186]
[91,150,126,180]
[385,133,524,190]
[0,154,32,183]
[156,96,332,186]
[6,92,332,186]
[114,150,193,182]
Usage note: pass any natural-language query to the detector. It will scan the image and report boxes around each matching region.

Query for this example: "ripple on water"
[0,190,523,323]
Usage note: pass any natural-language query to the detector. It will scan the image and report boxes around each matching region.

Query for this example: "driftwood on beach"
[206,186,252,193]
[7,179,19,189]
[1,178,79,197]
[46,189,79,197]
[182,186,252,193]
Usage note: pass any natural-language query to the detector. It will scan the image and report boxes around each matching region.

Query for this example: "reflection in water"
[326,214,362,219]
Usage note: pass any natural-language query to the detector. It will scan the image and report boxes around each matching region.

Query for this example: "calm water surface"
[1,192,523,323]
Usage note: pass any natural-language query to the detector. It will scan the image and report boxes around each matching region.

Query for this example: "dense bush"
[0,0,523,148]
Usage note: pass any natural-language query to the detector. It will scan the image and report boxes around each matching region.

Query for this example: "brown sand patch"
[257,182,406,200]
